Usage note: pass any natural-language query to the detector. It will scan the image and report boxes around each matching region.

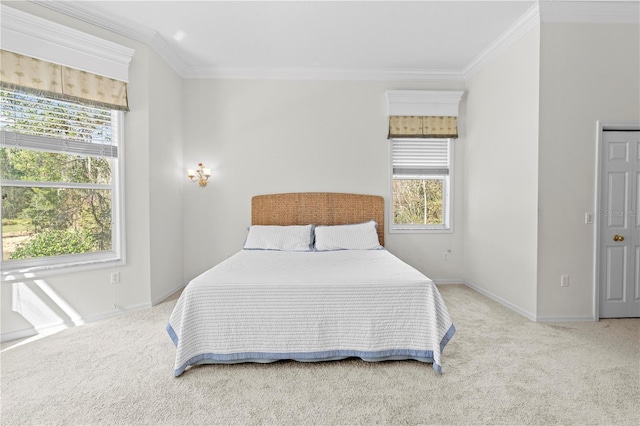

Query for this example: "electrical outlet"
[560,274,569,287]
[110,272,120,284]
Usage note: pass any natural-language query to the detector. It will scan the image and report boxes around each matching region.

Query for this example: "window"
[1,88,124,272]
[390,138,453,232]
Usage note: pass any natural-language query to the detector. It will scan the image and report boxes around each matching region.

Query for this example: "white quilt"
[167,250,455,376]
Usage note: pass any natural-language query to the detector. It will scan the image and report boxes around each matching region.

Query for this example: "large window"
[390,138,452,232]
[1,89,123,271]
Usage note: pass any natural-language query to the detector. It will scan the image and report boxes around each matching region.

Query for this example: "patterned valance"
[388,116,458,139]
[385,90,463,139]
[0,50,129,111]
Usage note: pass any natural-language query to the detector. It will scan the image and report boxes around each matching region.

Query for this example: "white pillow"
[314,220,382,251]
[243,224,314,251]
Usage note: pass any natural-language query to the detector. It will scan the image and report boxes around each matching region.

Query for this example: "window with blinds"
[1,88,123,268]
[0,89,118,157]
[390,138,452,232]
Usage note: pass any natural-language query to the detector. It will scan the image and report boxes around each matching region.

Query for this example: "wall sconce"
[187,163,211,187]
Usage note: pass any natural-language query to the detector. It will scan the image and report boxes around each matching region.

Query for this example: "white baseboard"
[433,279,465,285]
[83,301,152,324]
[463,281,597,322]
[1,302,153,343]
[1,326,39,343]
[535,315,596,322]
[464,280,537,322]
[2,281,188,343]
[1,319,70,343]
[3,278,597,344]
[151,282,187,306]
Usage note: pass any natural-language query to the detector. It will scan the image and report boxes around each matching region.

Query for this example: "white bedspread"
[167,250,455,376]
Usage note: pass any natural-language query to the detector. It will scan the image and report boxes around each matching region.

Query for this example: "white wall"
[148,51,185,303]
[537,22,640,320]
[1,3,184,340]
[463,25,541,319]
[8,6,634,342]
[182,79,466,282]
[2,2,465,341]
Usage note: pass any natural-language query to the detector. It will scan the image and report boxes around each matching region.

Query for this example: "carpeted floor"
[1,284,638,426]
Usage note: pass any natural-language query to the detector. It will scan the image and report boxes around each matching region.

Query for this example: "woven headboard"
[251,192,385,246]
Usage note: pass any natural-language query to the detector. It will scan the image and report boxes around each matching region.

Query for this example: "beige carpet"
[1,284,638,426]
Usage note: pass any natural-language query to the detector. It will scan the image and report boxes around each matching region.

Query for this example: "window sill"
[1,253,124,283]
[390,227,453,234]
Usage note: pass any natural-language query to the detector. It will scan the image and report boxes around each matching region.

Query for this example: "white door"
[600,130,640,318]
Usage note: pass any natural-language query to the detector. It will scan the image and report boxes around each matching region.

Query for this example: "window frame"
[388,138,454,234]
[0,106,126,277]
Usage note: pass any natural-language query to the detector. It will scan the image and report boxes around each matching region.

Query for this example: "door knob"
[614,234,625,242]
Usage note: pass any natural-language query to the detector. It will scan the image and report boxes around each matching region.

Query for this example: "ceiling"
[22,1,639,80]
[81,0,534,71]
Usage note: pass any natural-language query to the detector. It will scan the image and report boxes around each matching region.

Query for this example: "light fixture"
[187,163,211,187]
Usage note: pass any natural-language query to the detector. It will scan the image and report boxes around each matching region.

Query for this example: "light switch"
[585,212,593,224]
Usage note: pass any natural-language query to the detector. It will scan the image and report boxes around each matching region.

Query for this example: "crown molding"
[463,2,540,80]
[385,90,465,117]
[541,0,640,24]
[0,4,134,81]
[147,33,190,77]
[30,0,189,77]
[32,0,155,42]
[27,0,463,81]
[463,1,639,79]
[25,0,639,83]
[185,66,465,82]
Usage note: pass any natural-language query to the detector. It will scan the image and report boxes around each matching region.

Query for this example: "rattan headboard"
[251,192,385,246]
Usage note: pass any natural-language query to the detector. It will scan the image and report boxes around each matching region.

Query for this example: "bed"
[167,192,455,377]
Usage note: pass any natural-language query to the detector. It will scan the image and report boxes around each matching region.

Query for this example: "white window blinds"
[0,89,118,158]
[392,139,449,176]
